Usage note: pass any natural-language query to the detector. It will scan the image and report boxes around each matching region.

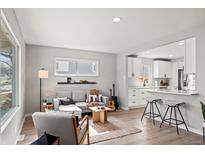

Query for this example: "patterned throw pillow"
[88,95,98,102]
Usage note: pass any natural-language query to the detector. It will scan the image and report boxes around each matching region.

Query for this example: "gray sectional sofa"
[53,90,108,115]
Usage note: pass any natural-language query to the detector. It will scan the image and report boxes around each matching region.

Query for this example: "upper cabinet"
[128,57,152,85]
[153,60,172,78]
[185,37,196,74]
[128,57,143,78]
[128,57,134,77]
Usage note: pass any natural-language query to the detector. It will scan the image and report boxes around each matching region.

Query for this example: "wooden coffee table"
[89,106,113,123]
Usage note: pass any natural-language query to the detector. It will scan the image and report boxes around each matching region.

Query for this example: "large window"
[0,10,20,130]
[55,57,99,76]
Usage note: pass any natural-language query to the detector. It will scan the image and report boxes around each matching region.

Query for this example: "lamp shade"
[38,69,48,79]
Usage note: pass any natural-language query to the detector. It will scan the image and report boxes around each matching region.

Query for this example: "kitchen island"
[128,86,167,108]
[145,88,202,135]
[147,89,199,96]
[127,85,203,135]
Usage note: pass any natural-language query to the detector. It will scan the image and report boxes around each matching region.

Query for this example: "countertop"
[128,86,167,89]
[147,89,199,96]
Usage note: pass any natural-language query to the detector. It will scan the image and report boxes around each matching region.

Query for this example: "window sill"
[0,107,20,133]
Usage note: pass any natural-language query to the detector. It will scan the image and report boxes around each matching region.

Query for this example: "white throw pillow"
[57,97,68,101]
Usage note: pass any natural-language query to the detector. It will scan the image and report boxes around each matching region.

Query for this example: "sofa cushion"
[59,105,82,118]
[59,104,82,112]
[75,102,87,110]
[72,90,86,102]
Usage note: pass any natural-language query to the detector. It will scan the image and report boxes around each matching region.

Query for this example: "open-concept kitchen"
[1,8,205,146]
[127,37,201,134]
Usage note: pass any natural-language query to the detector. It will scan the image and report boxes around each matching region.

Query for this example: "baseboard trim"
[25,113,32,117]
[150,117,203,136]
[15,113,33,144]
[120,106,129,110]
[128,105,145,109]
[14,114,26,145]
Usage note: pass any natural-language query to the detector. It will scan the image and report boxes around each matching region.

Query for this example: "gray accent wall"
[0,9,26,144]
[25,45,116,114]
[116,24,205,132]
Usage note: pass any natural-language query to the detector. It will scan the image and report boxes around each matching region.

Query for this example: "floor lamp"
[38,68,48,112]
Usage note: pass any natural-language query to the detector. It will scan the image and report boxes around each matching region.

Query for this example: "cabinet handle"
[132,95,136,97]
[132,90,136,92]
[132,101,136,103]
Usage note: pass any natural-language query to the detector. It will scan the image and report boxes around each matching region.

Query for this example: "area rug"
[89,121,120,133]
[90,126,142,144]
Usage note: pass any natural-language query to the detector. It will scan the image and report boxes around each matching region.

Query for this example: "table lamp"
[38,68,48,112]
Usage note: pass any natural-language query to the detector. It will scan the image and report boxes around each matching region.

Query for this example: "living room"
[1,1,205,151]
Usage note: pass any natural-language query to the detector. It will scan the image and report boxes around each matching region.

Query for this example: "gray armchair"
[32,112,89,145]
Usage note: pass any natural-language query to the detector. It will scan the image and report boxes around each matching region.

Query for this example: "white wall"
[0,9,26,144]
[116,24,205,132]
[25,45,116,113]
[116,54,128,109]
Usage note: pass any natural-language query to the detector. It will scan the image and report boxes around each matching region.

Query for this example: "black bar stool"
[160,100,189,135]
[141,98,163,125]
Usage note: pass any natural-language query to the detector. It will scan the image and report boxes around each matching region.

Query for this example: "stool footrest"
[163,118,185,126]
[144,113,161,118]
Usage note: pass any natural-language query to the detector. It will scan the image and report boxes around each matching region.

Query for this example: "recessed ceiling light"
[169,54,173,58]
[146,51,150,54]
[113,17,121,23]
[178,40,185,46]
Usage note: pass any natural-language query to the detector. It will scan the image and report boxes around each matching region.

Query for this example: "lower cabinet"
[128,88,150,108]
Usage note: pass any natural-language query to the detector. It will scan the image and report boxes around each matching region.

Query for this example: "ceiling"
[137,40,185,59]
[14,8,205,54]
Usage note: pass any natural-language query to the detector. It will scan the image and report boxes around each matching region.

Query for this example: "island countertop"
[147,89,199,96]
[128,86,167,89]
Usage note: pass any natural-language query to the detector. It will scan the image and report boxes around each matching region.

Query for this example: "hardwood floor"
[17,108,205,145]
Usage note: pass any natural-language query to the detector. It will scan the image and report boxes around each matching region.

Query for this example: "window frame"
[54,57,99,77]
[0,10,22,133]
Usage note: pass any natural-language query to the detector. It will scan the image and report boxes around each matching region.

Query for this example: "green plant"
[200,101,205,120]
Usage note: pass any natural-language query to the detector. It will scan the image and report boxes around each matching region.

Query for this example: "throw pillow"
[98,94,102,102]
[88,95,98,102]
[57,97,67,101]
[59,97,74,105]
[31,132,59,145]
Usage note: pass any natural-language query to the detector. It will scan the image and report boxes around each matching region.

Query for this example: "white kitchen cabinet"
[128,57,134,77]
[153,60,172,78]
[128,88,150,108]
[127,57,143,78]
[185,37,196,74]
[133,58,143,77]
